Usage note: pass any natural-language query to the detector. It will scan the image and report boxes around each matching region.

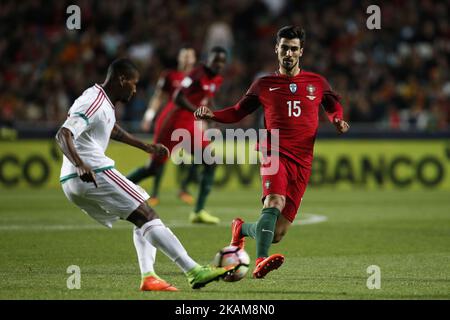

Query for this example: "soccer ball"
[212,245,250,282]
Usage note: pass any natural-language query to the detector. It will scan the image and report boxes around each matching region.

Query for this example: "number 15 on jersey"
[287,100,301,117]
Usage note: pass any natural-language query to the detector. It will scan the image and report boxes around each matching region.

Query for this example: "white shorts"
[61,168,150,228]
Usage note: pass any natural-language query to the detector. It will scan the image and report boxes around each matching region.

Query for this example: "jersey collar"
[274,68,303,79]
[95,84,115,109]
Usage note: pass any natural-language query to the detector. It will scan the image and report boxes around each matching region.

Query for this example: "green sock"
[151,164,165,197]
[180,164,198,191]
[194,164,215,213]
[241,223,257,239]
[255,207,280,258]
[127,166,150,183]
[127,161,161,184]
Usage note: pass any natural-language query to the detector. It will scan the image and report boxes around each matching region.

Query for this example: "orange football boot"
[178,190,195,205]
[252,254,285,279]
[148,197,160,207]
[140,275,179,291]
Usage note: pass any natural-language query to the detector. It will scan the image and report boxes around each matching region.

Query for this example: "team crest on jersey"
[264,180,271,189]
[306,84,317,100]
[289,83,297,93]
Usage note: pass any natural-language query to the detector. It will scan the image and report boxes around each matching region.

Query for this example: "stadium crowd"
[0,0,449,133]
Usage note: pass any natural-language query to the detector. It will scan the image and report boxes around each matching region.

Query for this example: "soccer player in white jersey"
[56,58,234,291]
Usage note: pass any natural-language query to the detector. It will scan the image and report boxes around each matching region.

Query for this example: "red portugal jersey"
[213,70,344,168]
[160,69,186,97]
[174,64,223,121]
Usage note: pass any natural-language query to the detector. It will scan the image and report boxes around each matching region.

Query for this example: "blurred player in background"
[128,47,199,207]
[56,58,234,291]
[132,46,228,225]
[195,26,350,278]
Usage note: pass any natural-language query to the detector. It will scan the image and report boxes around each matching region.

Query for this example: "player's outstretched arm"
[194,95,260,123]
[55,127,98,187]
[110,123,169,158]
[321,90,349,135]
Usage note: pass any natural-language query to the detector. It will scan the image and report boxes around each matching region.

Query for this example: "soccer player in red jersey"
[128,48,198,206]
[135,46,227,224]
[195,26,350,278]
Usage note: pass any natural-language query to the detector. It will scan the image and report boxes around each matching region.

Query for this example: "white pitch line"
[0,213,327,231]
[293,213,328,225]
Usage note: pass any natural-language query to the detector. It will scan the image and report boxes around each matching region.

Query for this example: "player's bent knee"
[264,195,286,211]
[142,203,159,220]
[127,202,159,228]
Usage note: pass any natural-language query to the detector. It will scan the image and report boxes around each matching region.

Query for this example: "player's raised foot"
[252,254,285,279]
[189,210,220,224]
[148,197,160,207]
[140,274,179,291]
[178,190,195,205]
[230,218,245,249]
[187,264,236,289]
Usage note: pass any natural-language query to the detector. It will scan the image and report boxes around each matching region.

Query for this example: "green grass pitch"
[0,187,449,299]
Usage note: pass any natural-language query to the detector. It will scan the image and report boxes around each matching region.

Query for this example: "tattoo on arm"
[110,123,148,150]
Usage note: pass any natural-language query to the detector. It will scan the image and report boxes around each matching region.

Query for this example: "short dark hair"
[276,26,306,47]
[210,46,228,56]
[107,58,138,80]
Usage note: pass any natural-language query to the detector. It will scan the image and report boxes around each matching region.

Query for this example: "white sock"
[133,226,157,276]
[141,219,198,273]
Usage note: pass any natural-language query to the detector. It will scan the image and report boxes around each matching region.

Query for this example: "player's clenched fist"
[146,143,169,158]
[333,118,350,134]
[194,106,214,120]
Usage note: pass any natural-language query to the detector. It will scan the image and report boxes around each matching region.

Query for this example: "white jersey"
[60,84,116,182]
